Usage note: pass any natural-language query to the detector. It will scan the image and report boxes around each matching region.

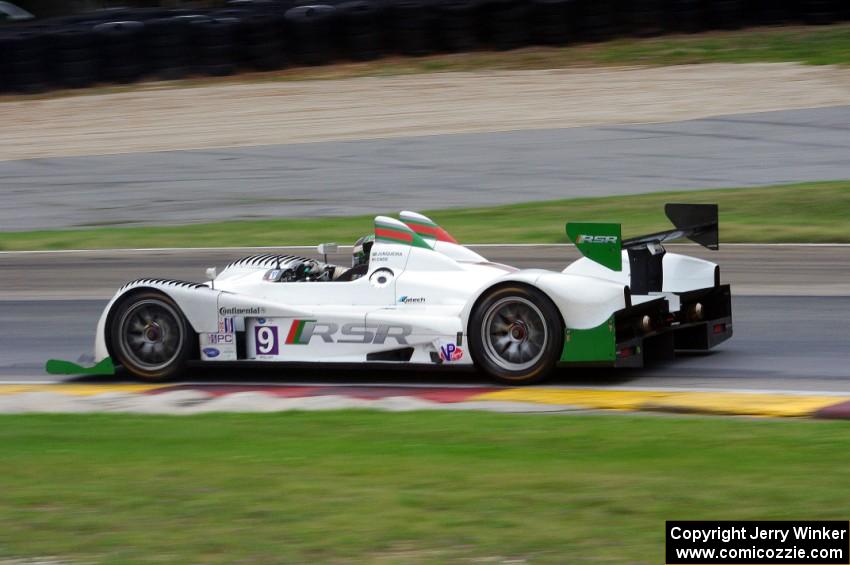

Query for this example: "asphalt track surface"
[1,245,848,391]
[3,106,850,230]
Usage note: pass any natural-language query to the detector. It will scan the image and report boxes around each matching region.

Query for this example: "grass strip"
[2,181,849,250]
[0,411,848,564]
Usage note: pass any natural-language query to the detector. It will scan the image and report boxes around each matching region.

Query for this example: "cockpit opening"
[265,234,375,283]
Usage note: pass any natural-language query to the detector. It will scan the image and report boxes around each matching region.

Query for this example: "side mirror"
[317,243,338,255]
[317,243,338,264]
[205,267,217,289]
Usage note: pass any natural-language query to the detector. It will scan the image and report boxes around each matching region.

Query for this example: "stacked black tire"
[801,0,842,25]
[1,30,49,93]
[49,26,98,88]
[190,17,238,76]
[388,0,432,55]
[146,16,193,80]
[94,21,146,83]
[336,1,382,60]
[286,4,335,64]
[2,0,850,96]
[481,0,529,50]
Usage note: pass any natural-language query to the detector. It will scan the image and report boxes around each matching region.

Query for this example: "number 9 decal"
[255,325,279,355]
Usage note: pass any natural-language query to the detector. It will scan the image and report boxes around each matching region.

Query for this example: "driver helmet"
[352,234,375,268]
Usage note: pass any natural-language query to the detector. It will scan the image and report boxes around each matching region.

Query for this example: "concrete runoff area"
[2,105,850,231]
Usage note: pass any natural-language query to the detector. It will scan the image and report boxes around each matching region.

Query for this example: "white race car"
[47,204,732,384]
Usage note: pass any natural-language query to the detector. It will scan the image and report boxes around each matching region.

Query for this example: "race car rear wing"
[621,203,718,251]
[567,203,719,293]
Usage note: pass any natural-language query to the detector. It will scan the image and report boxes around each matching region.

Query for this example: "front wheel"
[469,285,563,385]
[108,290,194,381]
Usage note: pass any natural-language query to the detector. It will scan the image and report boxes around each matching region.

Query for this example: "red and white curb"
[1,384,850,417]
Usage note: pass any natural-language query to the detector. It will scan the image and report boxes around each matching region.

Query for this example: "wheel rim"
[481,296,548,372]
[117,299,184,372]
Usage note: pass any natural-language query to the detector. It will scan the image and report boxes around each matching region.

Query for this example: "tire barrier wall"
[1,0,848,94]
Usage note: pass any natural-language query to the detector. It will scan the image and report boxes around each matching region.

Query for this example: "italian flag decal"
[403,216,459,244]
[374,219,433,249]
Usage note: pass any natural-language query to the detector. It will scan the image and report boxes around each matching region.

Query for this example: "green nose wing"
[45,357,115,376]
[566,222,622,272]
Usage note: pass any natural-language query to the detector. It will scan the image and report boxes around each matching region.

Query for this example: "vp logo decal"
[439,343,463,362]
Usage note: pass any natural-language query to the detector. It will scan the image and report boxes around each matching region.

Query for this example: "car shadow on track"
[61,356,717,388]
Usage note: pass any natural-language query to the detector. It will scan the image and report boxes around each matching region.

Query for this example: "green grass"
[586,23,850,67]
[0,412,848,564]
[4,24,850,102]
[3,181,850,250]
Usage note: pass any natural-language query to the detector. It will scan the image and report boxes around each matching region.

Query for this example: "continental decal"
[219,306,266,316]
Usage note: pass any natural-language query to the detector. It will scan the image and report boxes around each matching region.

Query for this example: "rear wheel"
[470,285,563,385]
[109,290,194,381]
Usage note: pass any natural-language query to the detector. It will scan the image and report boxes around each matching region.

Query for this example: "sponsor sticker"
[284,319,412,346]
[398,296,426,304]
[218,317,235,333]
[219,306,266,316]
[200,330,237,361]
[439,343,464,362]
[206,333,234,345]
[246,318,416,359]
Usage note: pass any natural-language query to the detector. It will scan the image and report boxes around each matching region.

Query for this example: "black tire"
[469,285,563,385]
[483,0,530,51]
[629,0,664,36]
[284,5,336,65]
[108,290,194,381]
[528,0,577,45]
[57,59,98,88]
